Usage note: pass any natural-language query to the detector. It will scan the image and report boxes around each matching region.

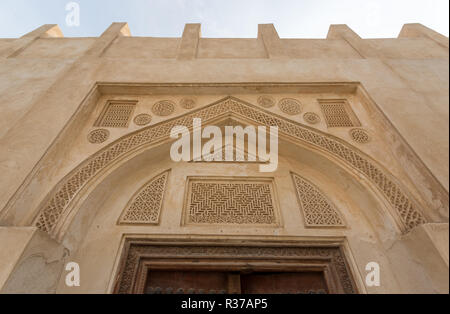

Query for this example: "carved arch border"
[112,237,359,294]
[33,95,426,236]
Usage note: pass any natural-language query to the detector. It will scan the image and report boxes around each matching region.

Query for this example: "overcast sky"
[0,0,448,38]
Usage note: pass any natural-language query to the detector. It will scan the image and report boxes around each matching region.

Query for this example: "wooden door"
[144,270,329,294]
[240,271,328,294]
[114,241,358,294]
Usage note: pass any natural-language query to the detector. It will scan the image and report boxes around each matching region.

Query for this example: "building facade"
[0,23,448,294]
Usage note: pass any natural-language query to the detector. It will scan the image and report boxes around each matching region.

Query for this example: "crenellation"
[177,23,201,59]
[2,23,448,60]
[0,24,62,58]
[399,23,449,49]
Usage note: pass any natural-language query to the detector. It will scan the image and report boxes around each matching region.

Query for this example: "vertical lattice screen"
[95,101,136,128]
[319,100,360,128]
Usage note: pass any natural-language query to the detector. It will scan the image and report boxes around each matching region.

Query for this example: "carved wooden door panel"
[144,270,329,294]
[145,271,228,294]
[240,272,328,294]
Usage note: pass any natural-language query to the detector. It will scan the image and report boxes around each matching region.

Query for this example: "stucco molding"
[32,95,426,237]
[113,238,358,294]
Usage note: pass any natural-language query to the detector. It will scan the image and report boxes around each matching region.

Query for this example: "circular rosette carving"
[88,129,109,144]
[257,95,275,108]
[303,112,320,124]
[133,114,152,126]
[180,98,196,109]
[152,100,175,116]
[278,98,302,115]
[349,128,370,144]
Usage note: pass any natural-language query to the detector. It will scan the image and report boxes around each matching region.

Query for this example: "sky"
[0,0,448,39]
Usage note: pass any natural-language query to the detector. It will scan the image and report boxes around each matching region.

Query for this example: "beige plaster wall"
[52,139,387,293]
[52,135,446,293]
[4,91,443,228]
[386,223,449,293]
[0,58,75,139]
[0,23,448,216]
[0,227,67,294]
[103,37,180,59]
[0,22,448,294]
[18,38,96,59]
[0,227,36,290]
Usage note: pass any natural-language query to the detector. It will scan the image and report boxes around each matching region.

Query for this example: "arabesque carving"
[152,100,175,116]
[133,114,152,126]
[34,96,425,234]
[87,129,109,144]
[278,98,302,115]
[303,112,321,124]
[349,128,370,144]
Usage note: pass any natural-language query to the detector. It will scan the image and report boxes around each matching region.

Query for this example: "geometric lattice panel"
[34,96,425,235]
[184,177,278,225]
[118,171,169,224]
[319,99,360,128]
[291,173,345,227]
[95,101,136,128]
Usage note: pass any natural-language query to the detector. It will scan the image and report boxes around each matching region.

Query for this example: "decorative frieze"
[34,96,425,234]
[115,240,358,294]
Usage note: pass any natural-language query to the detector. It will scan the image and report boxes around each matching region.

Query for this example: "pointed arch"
[34,96,426,236]
[191,143,261,162]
